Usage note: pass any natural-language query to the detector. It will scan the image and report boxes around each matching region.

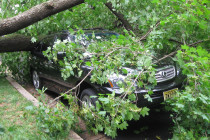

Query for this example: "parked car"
[30,29,184,107]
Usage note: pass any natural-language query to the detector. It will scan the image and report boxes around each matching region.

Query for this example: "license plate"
[163,88,178,100]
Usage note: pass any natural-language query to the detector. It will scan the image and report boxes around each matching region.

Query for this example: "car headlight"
[108,73,126,88]
[176,63,181,75]
[108,79,119,88]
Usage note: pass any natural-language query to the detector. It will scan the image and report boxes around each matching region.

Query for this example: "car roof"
[60,29,118,35]
[38,29,118,41]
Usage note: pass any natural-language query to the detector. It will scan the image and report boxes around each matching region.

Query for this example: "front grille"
[155,65,176,83]
[150,91,163,98]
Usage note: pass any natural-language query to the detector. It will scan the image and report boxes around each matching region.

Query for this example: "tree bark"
[0,35,35,52]
[0,0,84,36]
[105,2,133,32]
[0,0,135,53]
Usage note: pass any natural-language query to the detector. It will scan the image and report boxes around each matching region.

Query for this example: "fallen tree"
[0,35,34,52]
[0,0,84,36]
[0,0,137,52]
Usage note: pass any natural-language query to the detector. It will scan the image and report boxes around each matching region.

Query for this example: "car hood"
[83,52,176,74]
[153,57,175,68]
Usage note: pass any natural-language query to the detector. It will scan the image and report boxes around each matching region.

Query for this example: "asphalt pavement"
[114,106,173,140]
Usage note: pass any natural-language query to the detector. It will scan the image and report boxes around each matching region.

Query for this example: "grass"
[0,76,39,139]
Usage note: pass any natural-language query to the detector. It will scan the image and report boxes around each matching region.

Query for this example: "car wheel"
[32,71,42,89]
[80,88,97,108]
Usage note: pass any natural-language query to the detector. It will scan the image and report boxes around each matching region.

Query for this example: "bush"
[26,89,79,139]
[0,52,31,83]
[166,45,210,139]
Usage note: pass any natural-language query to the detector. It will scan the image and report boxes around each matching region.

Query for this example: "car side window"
[55,33,74,42]
[34,42,42,52]
[33,35,56,58]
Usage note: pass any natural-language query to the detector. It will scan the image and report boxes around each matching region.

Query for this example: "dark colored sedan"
[31,29,184,107]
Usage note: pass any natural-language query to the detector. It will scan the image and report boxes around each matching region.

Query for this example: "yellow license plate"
[163,88,178,100]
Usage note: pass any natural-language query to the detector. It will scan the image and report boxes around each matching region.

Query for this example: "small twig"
[104,47,127,58]
[169,39,184,45]
[114,70,143,117]
[105,2,134,32]
[49,69,93,106]
[139,21,160,41]
[188,40,205,47]
[122,71,142,99]
[153,51,177,64]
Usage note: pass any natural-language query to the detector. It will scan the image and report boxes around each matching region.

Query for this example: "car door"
[32,35,61,92]
[50,33,76,91]
[42,33,76,93]
[31,38,49,76]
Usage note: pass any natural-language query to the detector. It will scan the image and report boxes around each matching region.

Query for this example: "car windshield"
[86,32,119,41]
[72,32,119,46]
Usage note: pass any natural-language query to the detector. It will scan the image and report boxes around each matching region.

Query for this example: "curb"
[6,76,83,140]
[6,76,39,107]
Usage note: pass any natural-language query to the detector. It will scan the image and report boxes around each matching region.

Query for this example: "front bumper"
[99,76,184,107]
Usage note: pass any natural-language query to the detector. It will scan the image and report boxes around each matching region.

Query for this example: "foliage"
[0,124,5,135]
[30,88,79,139]
[0,0,210,138]
[81,93,150,138]
[0,52,31,83]
[43,29,157,138]
[166,45,210,139]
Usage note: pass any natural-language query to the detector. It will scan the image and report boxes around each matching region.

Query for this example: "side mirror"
[57,52,66,59]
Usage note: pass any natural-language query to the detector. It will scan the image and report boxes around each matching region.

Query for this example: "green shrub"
[166,45,210,139]
[0,52,31,83]
[27,89,79,139]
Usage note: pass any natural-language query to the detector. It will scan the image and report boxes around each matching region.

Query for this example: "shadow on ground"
[114,107,173,140]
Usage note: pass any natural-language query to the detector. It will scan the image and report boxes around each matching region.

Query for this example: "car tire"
[80,88,98,108]
[32,70,42,89]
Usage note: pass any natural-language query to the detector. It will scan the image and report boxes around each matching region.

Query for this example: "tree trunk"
[0,35,35,52]
[0,0,84,36]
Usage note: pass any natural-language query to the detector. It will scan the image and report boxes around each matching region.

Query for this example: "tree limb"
[0,0,84,36]
[105,2,133,32]
[169,39,184,45]
[188,40,205,47]
[139,21,160,41]
[0,35,35,52]
[169,39,207,47]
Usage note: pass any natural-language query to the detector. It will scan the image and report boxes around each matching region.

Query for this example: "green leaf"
[85,61,91,66]
[144,94,153,102]
[126,112,133,120]
[118,121,128,130]
[25,106,34,111]
[152,0,159,3]
[98,111,106,116]
[128,94,136,101]
[98,97,109,104]
[181,45,189,50]
[78,70,82,77]
[97,124,103,131]
[140,107,150,117]
[31,37,37,43]
[122,69,128,74]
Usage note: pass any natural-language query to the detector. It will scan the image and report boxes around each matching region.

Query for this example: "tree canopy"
[0,0,209,52]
